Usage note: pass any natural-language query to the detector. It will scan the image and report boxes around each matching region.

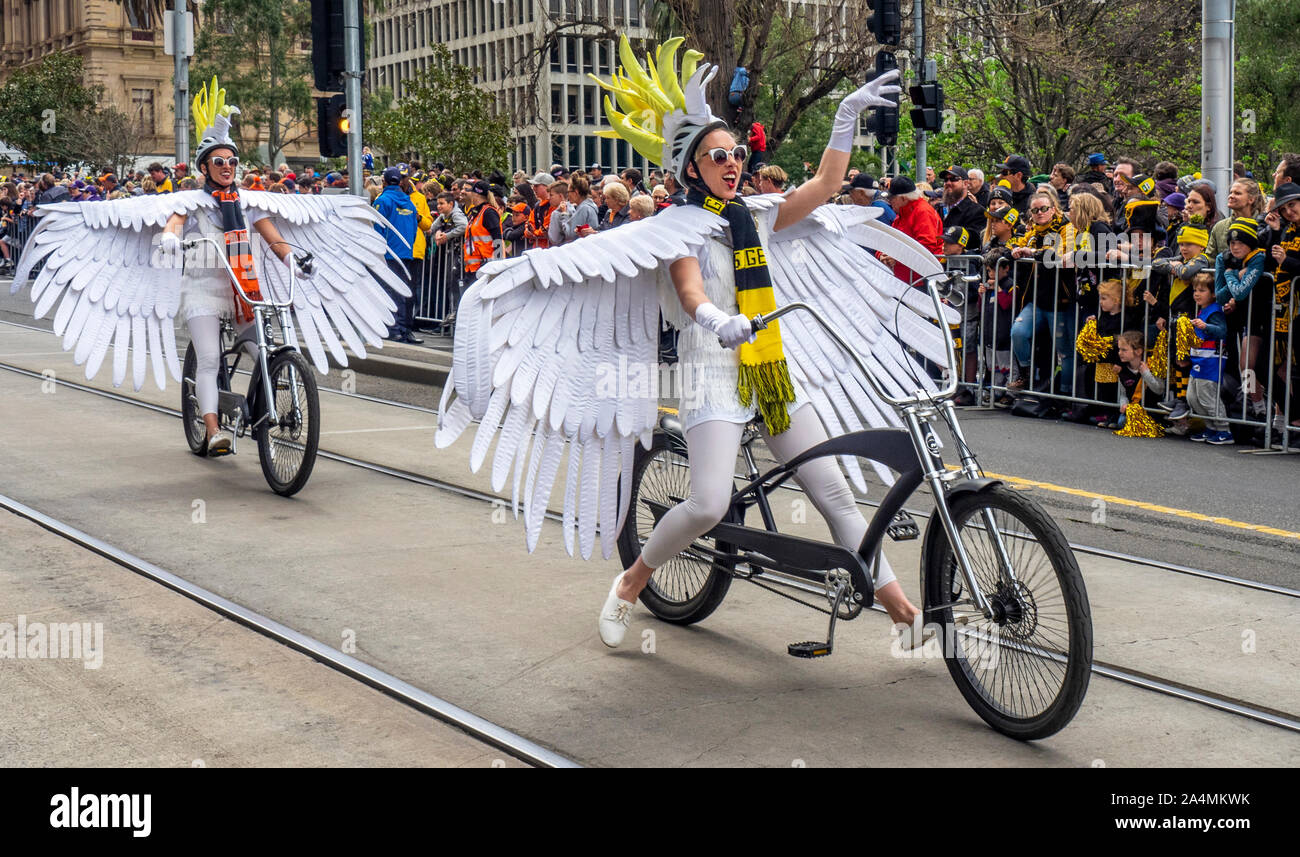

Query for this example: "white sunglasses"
[697,145,749,166]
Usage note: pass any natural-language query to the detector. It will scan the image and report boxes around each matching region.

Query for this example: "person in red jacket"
[747,122,767,170]
[881,175,943,284]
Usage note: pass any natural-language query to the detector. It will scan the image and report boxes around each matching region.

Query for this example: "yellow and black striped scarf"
[688,187,795,434]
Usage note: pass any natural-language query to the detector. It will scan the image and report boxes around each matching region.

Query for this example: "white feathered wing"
[11,190,410,390]
[437,196,957,561]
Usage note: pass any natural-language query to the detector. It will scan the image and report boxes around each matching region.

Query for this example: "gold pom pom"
[1075,318,1114,363]
[1175,315,1196,361]
[1115,402,1165,438]
[1096,363,1119,383]
[1148,328,1168,379]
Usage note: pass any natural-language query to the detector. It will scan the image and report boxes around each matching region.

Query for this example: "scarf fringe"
[738,360,795,435]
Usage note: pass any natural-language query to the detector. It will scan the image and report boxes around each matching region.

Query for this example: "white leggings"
[638,404,896,589]
[186,314,256,417]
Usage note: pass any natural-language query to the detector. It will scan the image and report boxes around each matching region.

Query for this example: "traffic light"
[909,67,945,134]
[317,93,348,157]
[866,52,899,147]
[867,0,901,47]
[310,0,365,92]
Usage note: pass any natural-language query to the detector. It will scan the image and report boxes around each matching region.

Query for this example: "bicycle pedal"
[787,640,832,658]
[887,512,919,541]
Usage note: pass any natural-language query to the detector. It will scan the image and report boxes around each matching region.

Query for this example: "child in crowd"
[1111,330,1165,437]
[1078,279,1141,426]
[1146,222,1209,426]
[982,207,1021,406]
[1214,217,1272,420]
[1188,273,1234,444]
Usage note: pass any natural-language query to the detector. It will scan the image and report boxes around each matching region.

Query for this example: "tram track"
[2,357,1298,740]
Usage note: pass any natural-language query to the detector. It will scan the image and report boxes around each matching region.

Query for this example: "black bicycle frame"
[660,427,927,608]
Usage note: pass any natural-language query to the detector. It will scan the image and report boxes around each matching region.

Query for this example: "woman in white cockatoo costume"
[436,39,958,649]
[13,78,410,455]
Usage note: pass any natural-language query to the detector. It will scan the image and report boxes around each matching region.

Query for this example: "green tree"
[1236,0,1300,174]
[933,0,1201,173]
[367,45,511,173]
[0,54,99,168]
[192,0,314,166]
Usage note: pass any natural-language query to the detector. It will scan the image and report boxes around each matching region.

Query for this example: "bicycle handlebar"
[753,269,974,409]
[181,236,309,310]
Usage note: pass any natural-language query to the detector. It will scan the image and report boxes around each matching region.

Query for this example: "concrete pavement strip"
[0,361,1296,766]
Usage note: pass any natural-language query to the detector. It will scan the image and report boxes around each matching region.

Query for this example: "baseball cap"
[1119,172,1156,196]
[589,162,602,171]
[530,172,556,187]
[469,179,490,196]
[995,155,1032,176]
[985,206,1020,228]
[284,171,296,180]
[510,202,529,214]
[885,175,916,196]
[849,173,877,191]
[1087,153,1107,167]
[938,165,968,182]
[941,226,971,249]
[382,166,403,184]
[989,185,1014,204]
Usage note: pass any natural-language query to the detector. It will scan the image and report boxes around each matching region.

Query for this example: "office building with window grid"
[369,0,659,175]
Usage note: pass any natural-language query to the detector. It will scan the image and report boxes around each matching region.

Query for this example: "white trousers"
[638,403,896,590]
[186,314,256,417]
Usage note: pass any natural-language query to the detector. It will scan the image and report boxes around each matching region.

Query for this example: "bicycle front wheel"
[616,431,734,625]
[922,484,1092,740]
[256,350,320,496]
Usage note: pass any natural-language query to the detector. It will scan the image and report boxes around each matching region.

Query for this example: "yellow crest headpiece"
[589,36,723,183]
[192,77,241,162]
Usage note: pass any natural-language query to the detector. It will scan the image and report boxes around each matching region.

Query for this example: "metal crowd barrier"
[3,212,37,273]
[411,227,545,333]
[945,248,1297,452]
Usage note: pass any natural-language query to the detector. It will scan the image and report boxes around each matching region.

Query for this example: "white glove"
[695,302,754,349]
[158,231,181,252]
[829,68,901,153]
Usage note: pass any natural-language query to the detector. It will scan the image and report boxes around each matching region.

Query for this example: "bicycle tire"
[922,484,1092,740]
[180,342,228,455]
[616,431,735,625]
[256,350,320,496]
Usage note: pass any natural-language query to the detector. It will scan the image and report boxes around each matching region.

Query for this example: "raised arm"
[774,68,901,232]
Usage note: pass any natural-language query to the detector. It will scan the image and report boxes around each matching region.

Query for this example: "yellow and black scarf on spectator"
[688,186,794,434]
[205,181,262,324]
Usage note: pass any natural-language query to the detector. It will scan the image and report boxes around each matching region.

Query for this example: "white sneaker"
[206,429,234,457]
[598,573,635,648]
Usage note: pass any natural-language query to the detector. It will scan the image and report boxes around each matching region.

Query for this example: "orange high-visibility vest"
[463,204,495,273]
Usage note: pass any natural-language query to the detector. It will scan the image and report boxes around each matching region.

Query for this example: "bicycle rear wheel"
[922,484,1092,740]
[616,431,734,625]
[256,350,320,496]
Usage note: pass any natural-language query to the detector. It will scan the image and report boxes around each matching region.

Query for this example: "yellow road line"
[978,468,1300,541]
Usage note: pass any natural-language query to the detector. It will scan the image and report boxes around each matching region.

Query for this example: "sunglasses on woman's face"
[209,156,239,168]
[698,145,749,166]
[1030,205,1051,214]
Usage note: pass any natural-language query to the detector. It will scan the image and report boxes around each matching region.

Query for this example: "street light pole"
[1202,0,1235,216]
[913,0,926,182]
[171,3,191,167]
[343,0,363,196]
